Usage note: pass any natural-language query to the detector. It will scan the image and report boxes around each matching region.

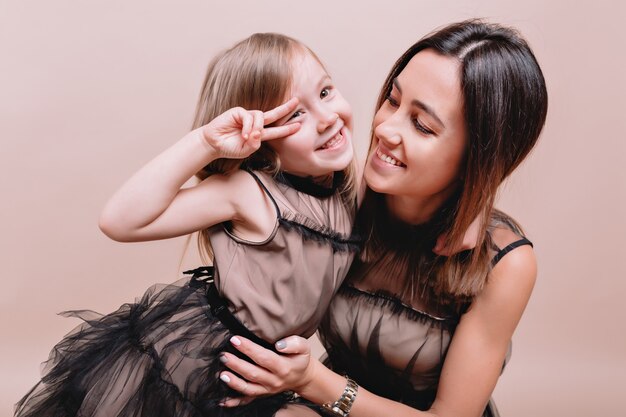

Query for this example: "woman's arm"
[428,243,536,417]
[99,100,299,242]
[220,245,536,417]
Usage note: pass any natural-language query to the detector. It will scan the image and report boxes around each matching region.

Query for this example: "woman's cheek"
[372,108,387,128]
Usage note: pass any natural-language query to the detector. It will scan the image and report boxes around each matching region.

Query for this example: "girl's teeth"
[321,132,342,149]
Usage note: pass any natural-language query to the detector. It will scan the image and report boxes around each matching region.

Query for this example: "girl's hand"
[218,335,316,407]
[200,98,301,160]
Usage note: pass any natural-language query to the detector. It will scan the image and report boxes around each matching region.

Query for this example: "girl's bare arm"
[99,100,300,242]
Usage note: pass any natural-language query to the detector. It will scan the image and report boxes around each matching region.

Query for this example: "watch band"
[322,376,359,417]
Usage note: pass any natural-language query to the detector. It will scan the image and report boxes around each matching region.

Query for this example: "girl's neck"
[282,170,335,185]
[277,171,341,198]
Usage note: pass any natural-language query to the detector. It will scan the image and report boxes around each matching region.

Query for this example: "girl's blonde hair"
[190,33,357,262]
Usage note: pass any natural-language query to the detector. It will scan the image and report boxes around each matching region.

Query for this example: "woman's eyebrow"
[393,78,445,129]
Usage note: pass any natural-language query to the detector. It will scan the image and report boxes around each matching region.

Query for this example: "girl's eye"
[288,110,303,121]
[413,118,434,135]
[320,87,331,99]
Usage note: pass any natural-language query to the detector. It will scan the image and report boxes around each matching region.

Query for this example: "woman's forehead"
[397,50,463,123]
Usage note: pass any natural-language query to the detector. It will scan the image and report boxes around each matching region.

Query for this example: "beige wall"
[2,1,625,416]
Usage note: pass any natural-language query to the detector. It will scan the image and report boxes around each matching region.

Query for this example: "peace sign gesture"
[200,98,301,160]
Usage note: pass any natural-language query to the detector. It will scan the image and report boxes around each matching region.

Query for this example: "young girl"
[15,33,360,417]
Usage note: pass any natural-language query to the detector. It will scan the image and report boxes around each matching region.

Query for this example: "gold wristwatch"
[322,376,358,417]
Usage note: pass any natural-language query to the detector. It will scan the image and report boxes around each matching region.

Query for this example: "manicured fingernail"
[220,373,231,383]
[230,336,241,346]
[219,355,228,363]
[276,339,287,350]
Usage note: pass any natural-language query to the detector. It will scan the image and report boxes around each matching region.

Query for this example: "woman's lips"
[374,146,405,167]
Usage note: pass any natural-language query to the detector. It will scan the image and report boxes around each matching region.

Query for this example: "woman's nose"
[374,119,402,147]
[317,112,338,133]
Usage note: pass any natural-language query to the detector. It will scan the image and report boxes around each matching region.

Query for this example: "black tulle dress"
[314,222,532,417]
[14,170,357,417]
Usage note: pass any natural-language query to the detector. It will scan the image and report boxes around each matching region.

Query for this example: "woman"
[217,20,548,417]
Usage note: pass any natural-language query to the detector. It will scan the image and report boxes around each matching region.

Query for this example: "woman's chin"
[363,165,390,194]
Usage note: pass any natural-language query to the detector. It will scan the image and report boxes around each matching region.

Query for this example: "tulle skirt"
[15,270,292,417]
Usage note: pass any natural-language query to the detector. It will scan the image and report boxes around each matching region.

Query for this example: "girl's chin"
[323,148,354,172]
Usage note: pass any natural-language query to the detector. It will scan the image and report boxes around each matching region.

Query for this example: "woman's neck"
[385,192,452,226]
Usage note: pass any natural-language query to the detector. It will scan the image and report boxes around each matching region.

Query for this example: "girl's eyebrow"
[317,74,332,87]
[393,78,445,129]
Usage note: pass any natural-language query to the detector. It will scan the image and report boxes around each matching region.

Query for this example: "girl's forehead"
[284,49,333,101]
[290,50,329,77]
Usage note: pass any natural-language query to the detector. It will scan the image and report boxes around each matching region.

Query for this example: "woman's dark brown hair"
[359,20,548,303]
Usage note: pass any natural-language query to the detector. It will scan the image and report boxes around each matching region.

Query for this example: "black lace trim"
[279,213,360,253]
[275,171,344,198]
[338,285,459,330]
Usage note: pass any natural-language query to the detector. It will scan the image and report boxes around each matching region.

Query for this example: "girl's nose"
[317,112,338,133]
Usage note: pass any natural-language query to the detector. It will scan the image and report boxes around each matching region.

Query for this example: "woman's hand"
[433,215,481,256]
[218,335,316,407]
[200,98,300,160]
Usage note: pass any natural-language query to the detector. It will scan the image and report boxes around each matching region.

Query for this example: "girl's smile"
[269,51,354,177]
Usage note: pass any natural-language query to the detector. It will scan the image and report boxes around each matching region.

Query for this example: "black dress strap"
[491,238,533,267]
[246,169,360,252]
[244,169,281,218]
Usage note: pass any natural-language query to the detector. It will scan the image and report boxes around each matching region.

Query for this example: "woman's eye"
[385,94,399,108]
[288,110,303,121]
[320,87,331,99]
[413,118,434,135]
